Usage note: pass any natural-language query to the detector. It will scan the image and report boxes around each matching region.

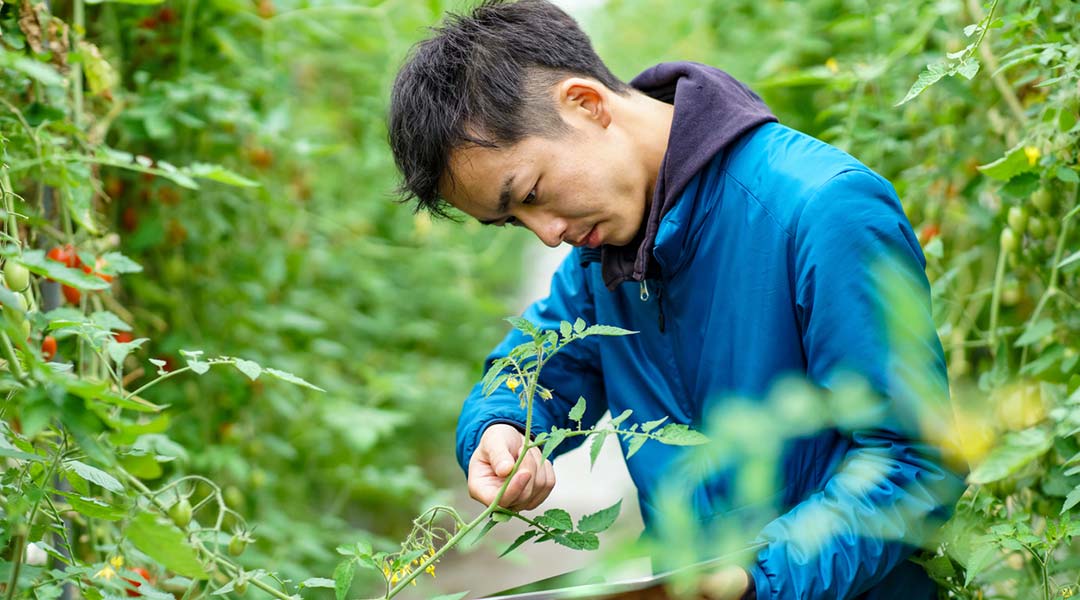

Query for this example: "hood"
[599,62,777,289]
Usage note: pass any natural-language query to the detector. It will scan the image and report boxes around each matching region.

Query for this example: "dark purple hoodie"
[598,62,778,290]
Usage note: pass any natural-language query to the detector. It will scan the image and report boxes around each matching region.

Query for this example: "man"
[388,1,965,598]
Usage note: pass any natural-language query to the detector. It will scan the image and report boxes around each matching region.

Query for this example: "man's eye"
[502,216,519,227]
[522,188,537,205]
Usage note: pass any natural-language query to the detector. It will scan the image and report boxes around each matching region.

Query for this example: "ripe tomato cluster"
[46,244,115,305]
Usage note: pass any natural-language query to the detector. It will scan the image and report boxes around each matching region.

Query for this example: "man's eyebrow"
[477,174,516,226]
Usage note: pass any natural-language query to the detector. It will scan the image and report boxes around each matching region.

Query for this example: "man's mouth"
[581,225,601,248]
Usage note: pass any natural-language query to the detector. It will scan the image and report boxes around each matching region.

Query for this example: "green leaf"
[626,435,648,459]
[1057,250,1080,270]
[578,499,621,533]
[18,250,112,290]
[555,531,599,551]
[91,311,132,331]
[1063,486,1080,514]
[499,531,538,558]
[536,508,573,531]
[654,424,709,446]
[184,163,259,187]
[542,427,567,460]
[609,409,633,429]
[59,493,126,521]
[641,416,668,433]
[559,321,573,339]
[582,324,637,337]
[299,578,336,589]
[505,316,539,339]
[568,397,587,423]
[968,428,1054,484]
[1057,166,1080,184]
[99,253,143,275]
[429,594,469,600]
[64,460,124,493]
[264,367,325,392]
[232,358,262,380]
[573,318,586,334]
[106,338,149,364]
[976,144,1038,182]
[1015,318,1055,347]
[589,431,608,469]
[964,541,999,586]
[333,560,355,600]
[125,512,209,579]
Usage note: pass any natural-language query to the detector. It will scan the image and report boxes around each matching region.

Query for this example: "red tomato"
[41,336,57,361]
[46,245,78,268]
[919,223,941,245]
[113,331,134,343]
[62,285,81,305]
[124,567,153,597]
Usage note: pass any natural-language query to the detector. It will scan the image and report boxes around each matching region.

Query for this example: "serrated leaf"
[1062,486,1080,514]
[1015,318,1055,347]
[536,509,572,531]
[333,560,355,600]
[609,409,633,429]
[582,324,636,337]
[555,531,599,551]
[91,311,132,331]
[968,428,1054,484]
[264,367,325,392]
[560,321,573,339]
[654,424,709,446]
[499,530,538,558]
[589,431,608,469]
[542,428,567,460]
[568,397,587,423]
[897,61,949,105]
[578,499,621,533]
[65,460,124,493]
[184,163,259,187]
[1058,167,1080,184]
[641,416,668,433]
[125,512,209,578]
[505,316,539,339]
[224,358,257,380]
[626,435,648,459]
[98,252,143,274]
[977,144,1038,182]
[106,338,149,364]
[59,493,125,521]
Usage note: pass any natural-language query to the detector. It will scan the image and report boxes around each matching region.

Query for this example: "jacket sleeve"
[455,251,609,474]
[747,170,967,599]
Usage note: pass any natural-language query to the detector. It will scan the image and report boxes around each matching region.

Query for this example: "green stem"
[988,238,1009,353]
[0,330,26,380]
[6,436,68,600]
[125,366,193,399]
[72,0,85,130]
[1019,186,1079,369]
[179,0,198,76]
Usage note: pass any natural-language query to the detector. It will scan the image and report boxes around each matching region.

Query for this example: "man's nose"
[518,212,567,248]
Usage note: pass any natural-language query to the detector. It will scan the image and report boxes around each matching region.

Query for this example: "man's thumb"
[491,448,515,478]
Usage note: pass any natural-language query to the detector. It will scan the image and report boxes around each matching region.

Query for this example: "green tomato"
[168,498,192,528]
[228,534,248,557]
[234,579,249,595]
[1028,216,1046,238]
[3,262,30,292]
[1000,228,1019,253]
[1031,188,1053,213]
[1006,206,1027,236]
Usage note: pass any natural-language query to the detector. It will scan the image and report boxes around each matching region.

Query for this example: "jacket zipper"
[639,280,666,334]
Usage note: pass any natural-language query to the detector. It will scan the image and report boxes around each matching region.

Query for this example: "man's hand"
[468,423,556,511]
[697,566,751,600]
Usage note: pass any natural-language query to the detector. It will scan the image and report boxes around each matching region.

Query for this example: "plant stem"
[1019,186,1080,369]
[71,0,85,130]
[988,238,1009,353]
[966,0,1027,125]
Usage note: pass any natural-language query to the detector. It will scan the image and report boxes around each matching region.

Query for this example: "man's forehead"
[441,144,521,213]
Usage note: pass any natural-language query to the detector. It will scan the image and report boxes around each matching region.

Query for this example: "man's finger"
[487,440,518,478]
[500,468,533,508]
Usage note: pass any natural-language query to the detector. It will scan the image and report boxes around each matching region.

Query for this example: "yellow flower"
[390,574,399,585]
[94,565,117,581]
[109,556,125,569]
[382,566,391,578]
[538,387,552,400]
[1024,145,1041,166]
[825,57,839,74]
[506,377,520,391]
[426,565,436,578]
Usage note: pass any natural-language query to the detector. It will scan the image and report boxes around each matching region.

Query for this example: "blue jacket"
[455,120,965,598]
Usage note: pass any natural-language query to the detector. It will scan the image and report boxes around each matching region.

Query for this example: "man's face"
[439,81,652,249]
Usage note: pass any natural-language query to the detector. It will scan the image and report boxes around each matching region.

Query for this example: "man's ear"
[558,77,612,129]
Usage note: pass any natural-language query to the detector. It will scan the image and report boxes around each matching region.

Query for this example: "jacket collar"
[597,62,777,290]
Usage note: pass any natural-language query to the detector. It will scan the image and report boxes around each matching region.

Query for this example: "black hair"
[388,0,630,217]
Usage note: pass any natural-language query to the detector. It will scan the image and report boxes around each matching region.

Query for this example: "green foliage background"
[0,0,1078,598]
